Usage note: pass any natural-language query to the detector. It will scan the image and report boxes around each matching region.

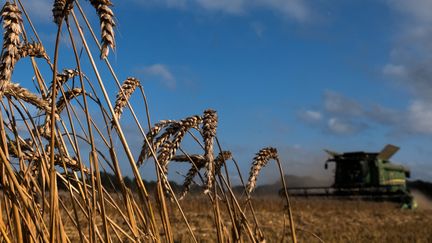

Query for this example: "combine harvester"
[286,145,416,208]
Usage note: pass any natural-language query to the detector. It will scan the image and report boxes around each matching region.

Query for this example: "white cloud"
[129,0,312,22]
[387,0,432,23]
[139,64,176,89]
[382,63,407,77]
[136,0,188,8]
[380,1,432,137]
[364,105,400,125]
[327,118,365,135]
[384,0,432,101]
[407,100,432,134]
[324,91,363,116]
[196,0,246,14]
[306,90,432,136]
[300,110,322,122]
[258,0,310,22]
[165,0,188,8]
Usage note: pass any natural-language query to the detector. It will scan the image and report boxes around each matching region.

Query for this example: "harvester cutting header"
[287,145,414,206]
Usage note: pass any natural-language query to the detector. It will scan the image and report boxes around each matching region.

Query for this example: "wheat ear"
[175,155,207,200]
[169,116,203,161]
[155,115,203,198]
[202,109,218,194]
[18,42,49,60]
[171,154,206,163]
[137,115,201,166]
[56,88,83,113]
[156,141,175,198]
[52,0,73,25]
[89,0,115,59]
[136,120,175,166]
[150,127,176,156]
[173,152,230,199]
[46,69,79,96]
[38,87,82,140]
[8,140,87,173]
[214,151,232,175]
[113,77,140,122]
[4,82,51,113]
[0,2,22,94]
[246,147,279,194]
[179,166,200,200]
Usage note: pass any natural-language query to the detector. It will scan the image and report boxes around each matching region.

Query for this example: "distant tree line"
[56,171,250,195]
[56,171,185,194]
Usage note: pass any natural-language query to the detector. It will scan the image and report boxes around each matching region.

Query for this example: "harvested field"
[171,197,432,242]
[52,192,432,242]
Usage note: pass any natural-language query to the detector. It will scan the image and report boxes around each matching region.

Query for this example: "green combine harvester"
[287,145,415,207]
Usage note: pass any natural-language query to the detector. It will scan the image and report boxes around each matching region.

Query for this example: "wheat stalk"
[202,109,217,194]
[89,0,115,59]
[246,147,279,194]
[113,77,140,122]
[0,2,22,95]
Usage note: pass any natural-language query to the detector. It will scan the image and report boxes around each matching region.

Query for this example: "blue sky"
[15,0,432,182]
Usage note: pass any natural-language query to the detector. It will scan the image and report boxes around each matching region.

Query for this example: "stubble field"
[170,196,432,242]
[57,192,432,242]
